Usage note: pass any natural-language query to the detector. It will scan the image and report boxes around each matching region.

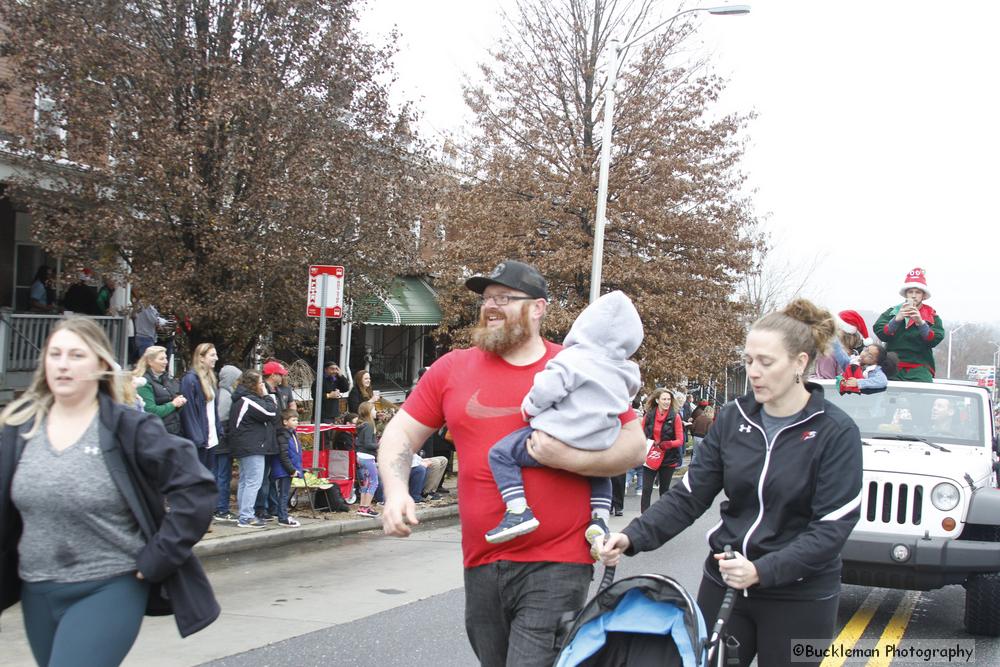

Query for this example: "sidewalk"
[195,490,460,559]
[195,460,691,560]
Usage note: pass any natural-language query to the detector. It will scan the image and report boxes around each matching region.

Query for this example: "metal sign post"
[311,274,328,468]
[306,265,345,472]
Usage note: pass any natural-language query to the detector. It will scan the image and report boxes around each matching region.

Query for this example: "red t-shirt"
[403,341,637,568]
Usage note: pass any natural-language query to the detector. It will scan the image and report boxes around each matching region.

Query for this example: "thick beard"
[471,303,533,356]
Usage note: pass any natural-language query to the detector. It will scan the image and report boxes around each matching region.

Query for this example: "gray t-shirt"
[11,416,145,583]
[760,408,807,446]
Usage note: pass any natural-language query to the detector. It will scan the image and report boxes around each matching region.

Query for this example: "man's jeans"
[213,452,233,514]
[236,455,265,522]
[255,455,279,517]
[464,560,591,667]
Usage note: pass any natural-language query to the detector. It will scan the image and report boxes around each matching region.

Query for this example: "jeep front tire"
[965,572,1000,636]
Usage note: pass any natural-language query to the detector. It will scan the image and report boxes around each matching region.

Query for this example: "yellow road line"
[821,588,888,667]
[866,591,921,667]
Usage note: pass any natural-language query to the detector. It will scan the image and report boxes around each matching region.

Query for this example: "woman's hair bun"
[782,299,836,357]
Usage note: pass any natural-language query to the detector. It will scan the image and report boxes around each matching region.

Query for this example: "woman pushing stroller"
[597,299,863,667]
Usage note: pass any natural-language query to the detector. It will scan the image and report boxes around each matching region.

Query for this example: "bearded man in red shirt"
[378,260,645,666]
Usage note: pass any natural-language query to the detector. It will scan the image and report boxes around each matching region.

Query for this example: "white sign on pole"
[306,265,345,318]
[966,364,996,387]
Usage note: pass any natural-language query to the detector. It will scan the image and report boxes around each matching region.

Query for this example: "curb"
[193,504,461,559]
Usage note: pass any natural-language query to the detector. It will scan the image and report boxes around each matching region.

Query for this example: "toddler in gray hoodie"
[485,290,643,557]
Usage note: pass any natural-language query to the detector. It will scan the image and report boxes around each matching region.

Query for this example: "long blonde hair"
[358,401,376,428]
[191,343,217,400]
[133,345,167,379]
[0,317,124,433]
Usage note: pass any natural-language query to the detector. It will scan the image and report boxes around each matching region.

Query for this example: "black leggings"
[697,576,839,667]
[640,465,673,513]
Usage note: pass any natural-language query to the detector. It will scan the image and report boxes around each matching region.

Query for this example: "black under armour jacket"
[622,383,862,600]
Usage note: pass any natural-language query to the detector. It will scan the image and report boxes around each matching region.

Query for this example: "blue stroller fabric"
[555,575,708,667]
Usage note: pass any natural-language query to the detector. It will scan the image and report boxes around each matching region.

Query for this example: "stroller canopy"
[555,574,707,667]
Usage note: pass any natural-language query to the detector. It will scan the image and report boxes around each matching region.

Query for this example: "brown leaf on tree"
[0,1,435,363]
[425,0,761,387]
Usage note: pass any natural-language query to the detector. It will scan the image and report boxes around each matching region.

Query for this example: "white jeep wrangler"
[820,379,1000,636]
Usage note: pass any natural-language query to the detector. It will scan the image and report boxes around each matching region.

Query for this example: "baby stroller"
[554,550,740,667]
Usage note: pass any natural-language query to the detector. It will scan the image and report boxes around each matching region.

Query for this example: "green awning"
[362,276,441,326]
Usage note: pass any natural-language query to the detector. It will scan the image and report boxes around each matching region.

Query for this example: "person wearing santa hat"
[874,267,945,382]
[812,310,867,379]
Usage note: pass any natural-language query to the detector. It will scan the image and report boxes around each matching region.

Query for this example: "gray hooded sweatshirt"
[217,365,243,423]
[522,290,643,450]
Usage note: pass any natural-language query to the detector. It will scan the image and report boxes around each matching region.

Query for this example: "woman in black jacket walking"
[599,300,863,667]
[0,317,218,666]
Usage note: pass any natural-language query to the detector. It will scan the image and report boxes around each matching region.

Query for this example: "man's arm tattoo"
[389,440,412,482]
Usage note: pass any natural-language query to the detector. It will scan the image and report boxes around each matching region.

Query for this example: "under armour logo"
[738,424,752,433]
[83,446,101,456]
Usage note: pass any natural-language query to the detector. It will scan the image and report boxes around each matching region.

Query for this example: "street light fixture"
[589,4,751,304]
[947,323,968,379]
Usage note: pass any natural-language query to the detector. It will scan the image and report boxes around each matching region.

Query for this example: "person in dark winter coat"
[0,318,218,667]
[179,343,223,470]
[347,369,373,413]
[257,361,290,520]
[599,300,863,667]
[321,362,350,422]
[134,345,186,435]
[227,370,278,528]
[271,409,304,527]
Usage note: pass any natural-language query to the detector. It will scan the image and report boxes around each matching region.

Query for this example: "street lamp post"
[589,4,750,304]
[947,323,968,380]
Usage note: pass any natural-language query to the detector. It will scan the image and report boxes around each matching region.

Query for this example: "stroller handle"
[706,546,741,664]
[599,565,616,591]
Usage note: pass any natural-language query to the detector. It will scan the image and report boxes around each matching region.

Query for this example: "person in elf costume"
[874,267,944,382]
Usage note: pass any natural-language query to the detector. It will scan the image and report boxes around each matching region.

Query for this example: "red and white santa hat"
[899,267,930,300]
[837,310,870,342]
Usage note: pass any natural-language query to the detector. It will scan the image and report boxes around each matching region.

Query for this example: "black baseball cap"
[465,261,548,300]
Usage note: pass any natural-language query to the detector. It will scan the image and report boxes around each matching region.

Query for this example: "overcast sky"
[359,0,1000,327]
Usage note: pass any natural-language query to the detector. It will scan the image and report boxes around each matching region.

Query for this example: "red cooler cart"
[296,423,357,504]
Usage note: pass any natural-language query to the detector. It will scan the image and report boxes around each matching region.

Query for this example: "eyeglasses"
[479,294,536,307]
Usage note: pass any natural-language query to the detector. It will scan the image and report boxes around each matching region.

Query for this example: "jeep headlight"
[931,483,960,511]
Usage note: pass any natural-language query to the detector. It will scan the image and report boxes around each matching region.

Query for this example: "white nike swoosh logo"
[465,389,522,419]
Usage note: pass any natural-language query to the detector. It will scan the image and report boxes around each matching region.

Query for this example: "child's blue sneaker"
[485,508,540,544]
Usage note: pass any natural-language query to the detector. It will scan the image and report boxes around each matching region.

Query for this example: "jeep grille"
[865,481,923,526]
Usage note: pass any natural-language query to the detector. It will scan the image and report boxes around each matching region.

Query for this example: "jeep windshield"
[822,383,986,447]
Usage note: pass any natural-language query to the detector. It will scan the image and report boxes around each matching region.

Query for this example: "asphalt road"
[201,489,999,667]
[4,487,997,666]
